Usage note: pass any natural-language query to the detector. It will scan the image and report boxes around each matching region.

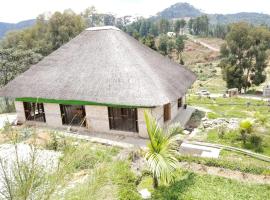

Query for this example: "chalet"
[0,26,196,138]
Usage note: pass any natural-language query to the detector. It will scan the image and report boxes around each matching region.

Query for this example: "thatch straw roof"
[0,26,196,107]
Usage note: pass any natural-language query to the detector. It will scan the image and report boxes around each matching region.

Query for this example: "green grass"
[206,129,270,156]
[177,150,270,175]
[187,96,269,119]
[60,161,141,200]
[150,170,270,200]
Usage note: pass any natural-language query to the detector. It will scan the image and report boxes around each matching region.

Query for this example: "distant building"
[228,88,239,97]
[167,32,176,37]
[0,26,196,138]
[263,84,270,97]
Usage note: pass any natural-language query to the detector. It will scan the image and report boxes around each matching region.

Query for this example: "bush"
[112,161,142,200]
[249,135,263,152]
[240,119,253,132]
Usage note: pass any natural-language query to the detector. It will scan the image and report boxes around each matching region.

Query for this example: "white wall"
[15,101,25,122]
[43,103,62,127]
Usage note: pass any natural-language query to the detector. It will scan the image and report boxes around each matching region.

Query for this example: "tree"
[144,111,182,188]
[0,48,42,110]
[139,20,148,37]
[167,39,175,58]
[141,35,156,50]
[175,36,185,63]
[0,48,42,86]
[158,19,170,34]
[149,23,159,37]
[48,10,86,50]
[219,22,270,92]
[157,34,168,55]
[188,15,209,36]
[174,20,181,34]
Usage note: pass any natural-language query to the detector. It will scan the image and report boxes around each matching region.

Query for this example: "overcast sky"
[1,0,270,23]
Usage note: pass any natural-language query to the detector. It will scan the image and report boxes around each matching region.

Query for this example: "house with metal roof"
[0,26,196,138]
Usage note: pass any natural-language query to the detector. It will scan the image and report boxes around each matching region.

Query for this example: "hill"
[153,2,270,25]
[209,12,270,25]
[153,2,202,19]
[0,19,35,38]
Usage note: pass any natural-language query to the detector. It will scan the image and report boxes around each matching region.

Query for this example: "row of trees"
[157,35,185,64]
[0,10,87,88]
[219,22,270,92]
[124,18,186,39]
[188,15,228,38]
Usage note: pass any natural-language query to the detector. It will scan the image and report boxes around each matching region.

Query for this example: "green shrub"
[240,119,253,132]
[112,161,142,200]
[249,135,263,152]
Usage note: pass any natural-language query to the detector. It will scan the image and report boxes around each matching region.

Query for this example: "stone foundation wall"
[15,98,185,139]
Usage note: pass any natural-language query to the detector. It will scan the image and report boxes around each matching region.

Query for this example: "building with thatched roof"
[0,26,196,138]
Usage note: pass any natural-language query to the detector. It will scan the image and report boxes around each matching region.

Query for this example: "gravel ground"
[0,143,61,194]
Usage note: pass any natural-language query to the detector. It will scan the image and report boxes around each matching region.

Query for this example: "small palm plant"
[144,111,182,188]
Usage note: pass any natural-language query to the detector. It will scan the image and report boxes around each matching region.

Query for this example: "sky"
[1,0,270,23]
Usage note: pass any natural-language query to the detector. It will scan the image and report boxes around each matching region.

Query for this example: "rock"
[183,130,190,135]
[139,188,151,199]
[202,118,240,130]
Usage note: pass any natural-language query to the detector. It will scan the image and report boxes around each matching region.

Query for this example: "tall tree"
[158,19,170,34]
[175,36,185,64]
[49,10,85,50]
[167,39,175,58]
[219,22,270,92]
[158,34,168,55]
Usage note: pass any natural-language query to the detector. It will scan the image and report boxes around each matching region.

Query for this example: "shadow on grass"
[152,172,195,200]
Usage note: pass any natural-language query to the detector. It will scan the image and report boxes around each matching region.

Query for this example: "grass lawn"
[178,150,270,175]
[187,95,270,119]
[187,96,270,156]
[139,170,270,200]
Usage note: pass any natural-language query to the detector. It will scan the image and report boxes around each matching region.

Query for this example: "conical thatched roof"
[0,26,196,107]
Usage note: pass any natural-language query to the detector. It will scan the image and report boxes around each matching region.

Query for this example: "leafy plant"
[249,135,263,152]
[239,119,253,144]
[144,111,182,188]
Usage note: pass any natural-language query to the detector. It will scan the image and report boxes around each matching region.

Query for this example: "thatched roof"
[0,26,196,107]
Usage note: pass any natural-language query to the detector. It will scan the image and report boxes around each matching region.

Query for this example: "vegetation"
[144,111,182,188]
[219,22,270,92]
[141,170,270,200]
[178,150,270,175]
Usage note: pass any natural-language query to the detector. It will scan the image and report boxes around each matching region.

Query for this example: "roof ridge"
[85,26,120,31]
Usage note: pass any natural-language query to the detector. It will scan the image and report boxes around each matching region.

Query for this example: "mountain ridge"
[0,19,36,38]
[153,2,270,25]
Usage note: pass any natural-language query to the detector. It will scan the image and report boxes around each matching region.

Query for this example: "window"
[108,107,138,132]
[164,103,171,122]
[23,102,46,122]
[60,105,86,127]
[178,98,183,108]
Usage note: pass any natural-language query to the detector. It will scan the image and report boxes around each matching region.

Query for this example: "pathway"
[187,34,220,52]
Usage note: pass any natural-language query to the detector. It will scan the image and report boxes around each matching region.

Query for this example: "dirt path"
[179,161,270,184]
[187,34,220,52]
